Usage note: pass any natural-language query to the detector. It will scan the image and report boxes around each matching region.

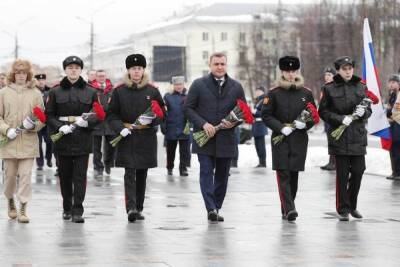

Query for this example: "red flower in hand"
[151,100,164,119]
[236,99,254,124]
[365,89,379,105]
[93,102,106,121]
[32,106,46,123]
[306,102,320,124]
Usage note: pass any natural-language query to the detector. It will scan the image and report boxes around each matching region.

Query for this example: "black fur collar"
[333,74,361,85]
[60,76,86,89]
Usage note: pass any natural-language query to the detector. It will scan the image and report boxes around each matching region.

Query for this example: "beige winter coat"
[0,82,44,159]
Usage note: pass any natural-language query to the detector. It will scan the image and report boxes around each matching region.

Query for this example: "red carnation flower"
[365,89,379,105]
[306,102,320,124]
[151,100,164,119]
[32,106,47,123]
[93,101,106,121]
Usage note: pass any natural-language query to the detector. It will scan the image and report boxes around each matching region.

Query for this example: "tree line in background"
[244,0,400,102]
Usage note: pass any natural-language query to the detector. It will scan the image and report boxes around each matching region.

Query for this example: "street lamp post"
[76,1,115,70]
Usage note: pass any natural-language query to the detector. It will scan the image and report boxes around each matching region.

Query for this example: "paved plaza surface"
[0,135,399,267]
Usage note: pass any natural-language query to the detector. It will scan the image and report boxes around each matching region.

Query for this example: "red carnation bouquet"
[51,102,105,142]
[193,99,254,147]
[0,106,47,147]
[330,91,378,140]
[110,100,164,147]
[273,102,319,145]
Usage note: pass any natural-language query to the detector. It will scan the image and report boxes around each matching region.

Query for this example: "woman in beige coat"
[0,59,44,223]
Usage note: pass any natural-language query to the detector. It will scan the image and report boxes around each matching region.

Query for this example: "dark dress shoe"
[136,212,145,220]
[282,214,287,220]
[180,169,188,176]
[217,211,224,222]
[287,210,298,222]
[62,211,72,220]
[338,212,349,221]
[167,169,173,176]
[127,209,138,222]
[72,215,85,223]
[46,160,53,168]
[207,210,218,222]
[54,169,59,177]
[350,210,363,219]
[105,166,111,175]
[37,166,43,171]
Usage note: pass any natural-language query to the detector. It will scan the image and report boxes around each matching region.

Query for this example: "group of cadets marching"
[0,50,394,224]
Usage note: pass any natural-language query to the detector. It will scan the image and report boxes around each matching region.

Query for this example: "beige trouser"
[3,158,34,203]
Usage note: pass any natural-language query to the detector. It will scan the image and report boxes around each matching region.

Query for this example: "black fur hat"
[125,54,146,69]
[63,56,84,69]
[334,56,355,70]
[279,56,300,71]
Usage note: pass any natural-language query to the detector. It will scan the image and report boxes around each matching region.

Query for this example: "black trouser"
[58,154,89,216]
[166,139,190,170]
[93,135,116,172]
[254,136,266,161]
[124,168,148,213]
[335,155,365,214]
[390,141,400,176]
[276,170,299,215]
[36,127,53,167]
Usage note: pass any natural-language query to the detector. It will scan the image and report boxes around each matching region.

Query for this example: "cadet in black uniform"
[262,56,318,222]
[108,54,165,223]
[319,56,372,221]
[46,56,100,223]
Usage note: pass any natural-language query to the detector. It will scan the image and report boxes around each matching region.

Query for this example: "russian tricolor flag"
[362,18,391,150]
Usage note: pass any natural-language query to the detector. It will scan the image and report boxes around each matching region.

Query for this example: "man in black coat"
[184,52,246,223]
[108,54,165,223]
[252,86,268,168]
[262,56,318,222]
[386,74,400,180]
[319,56,372,221]
[46,56,100,223]
[90,70,116,178]
[35,73,53,171]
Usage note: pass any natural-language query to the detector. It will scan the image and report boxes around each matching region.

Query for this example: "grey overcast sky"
[0,0,318,67]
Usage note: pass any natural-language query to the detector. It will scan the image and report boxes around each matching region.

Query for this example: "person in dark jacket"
[262,56,318,222]
[90,70,116,178]
[320,67,337,171]
[46,56,100,223]
[252,86,268,168]
[386,74,400,180]
[108,54,165,223]
[35,73,53,171]
[184,52,246,223]
[163,76,191,176]
[318,56,372,221]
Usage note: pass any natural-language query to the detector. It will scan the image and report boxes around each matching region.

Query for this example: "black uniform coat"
[262,76,316,171]
[318,74,372,155]
[184,73,246,158]
[107,73,165,169]
[45,77,100,156]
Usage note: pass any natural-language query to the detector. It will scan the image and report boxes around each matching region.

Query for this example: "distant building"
[93,3,298,94]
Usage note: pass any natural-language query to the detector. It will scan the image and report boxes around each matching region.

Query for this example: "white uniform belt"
[58,116,82,123]
[255,118,262,122]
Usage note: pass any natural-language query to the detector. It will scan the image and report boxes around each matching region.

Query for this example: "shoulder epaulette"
[303,86,312,92]
[148,82,159,89]
[360,80,366,85]
[269,86,278,91]
[51,83,60,89]
[113,83,125,90]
